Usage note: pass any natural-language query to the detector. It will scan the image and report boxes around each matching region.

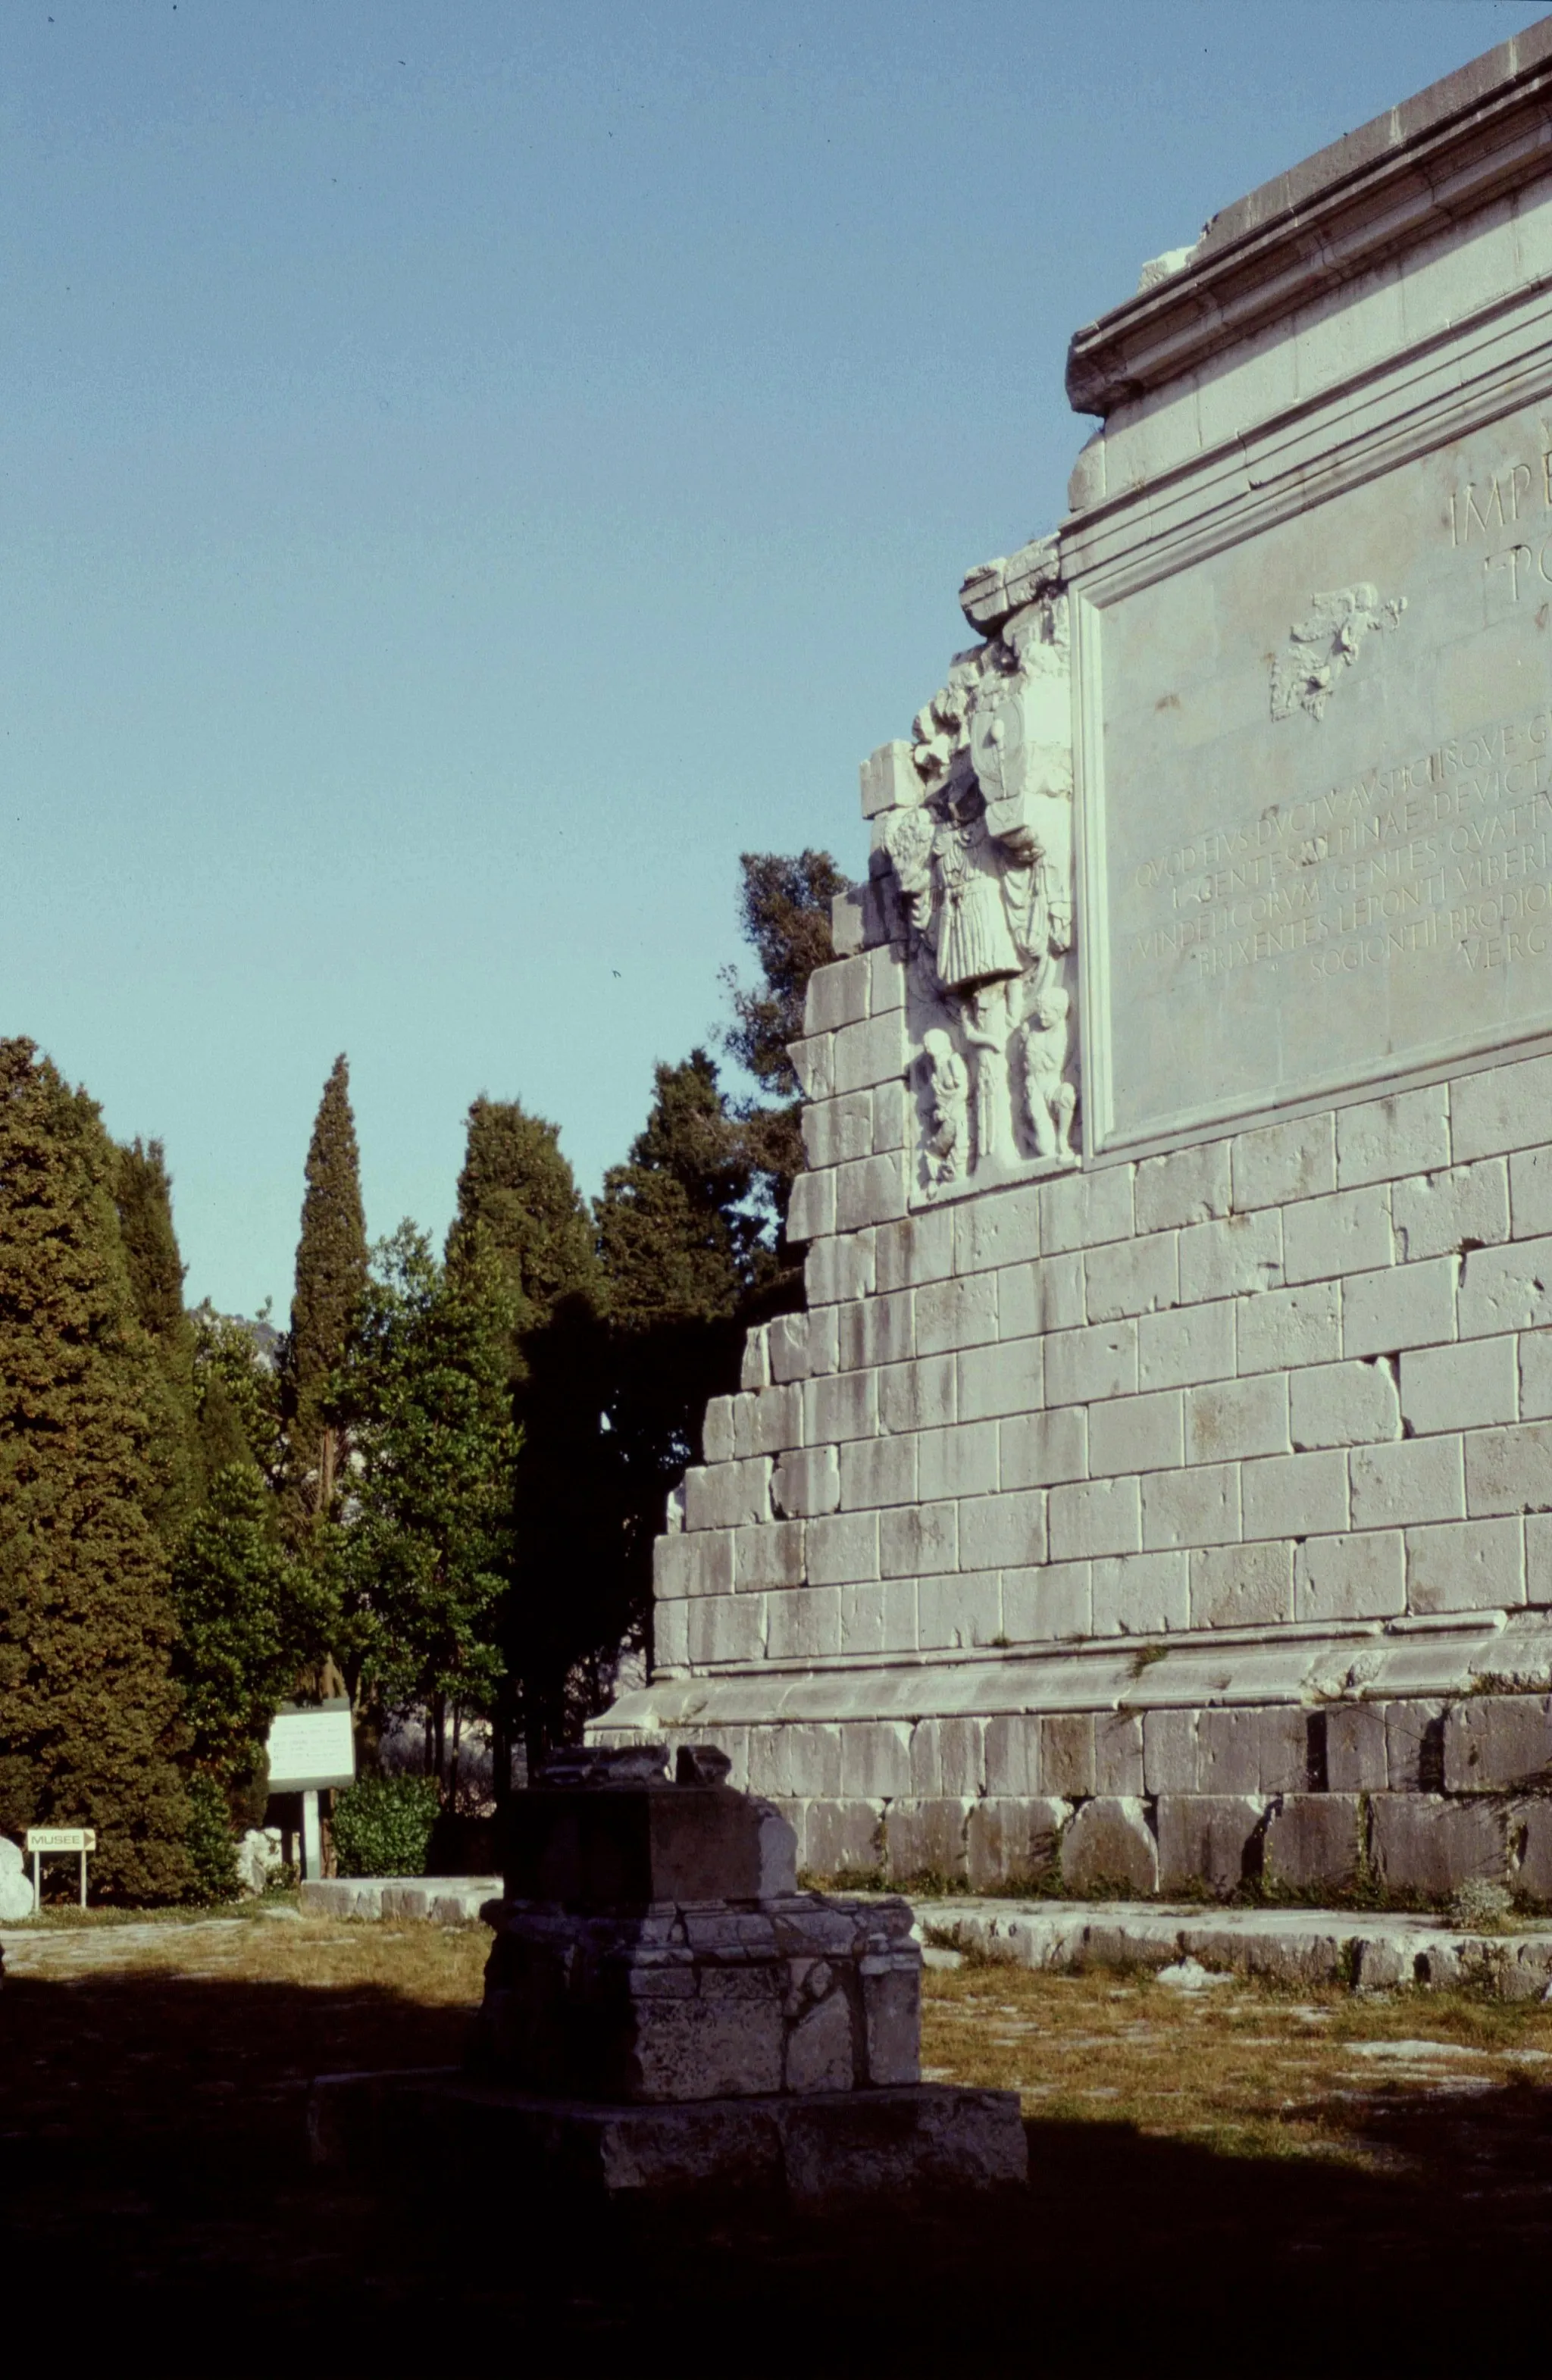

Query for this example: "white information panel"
[266,1700,355,1793]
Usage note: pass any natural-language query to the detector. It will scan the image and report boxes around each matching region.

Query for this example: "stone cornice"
[1066,14,1552,418]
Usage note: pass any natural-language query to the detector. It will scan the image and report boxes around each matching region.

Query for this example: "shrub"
[185,1773,240,1904]
[331,1774,440,1877]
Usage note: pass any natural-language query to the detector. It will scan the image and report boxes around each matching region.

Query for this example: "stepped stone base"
[925,1898,1552,1997]
[594,1628,1552,1906]
[308,2071,1028,2203]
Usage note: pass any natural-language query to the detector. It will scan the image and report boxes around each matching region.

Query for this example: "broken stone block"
[965,1796,1066,1891]
[1369,1794,1510,1902]
[1059,1797,1158,1897]
[1263,1794,1363,1894]
[1384,1700,1447,1792]
[1156,1795,1266,1897]
[860,1953,922,2086]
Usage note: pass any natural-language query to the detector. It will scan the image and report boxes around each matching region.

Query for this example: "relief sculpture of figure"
[921,1029,968,1187]
[1020,987,1078,1164]
[881,555,1079,1193]
[962,984,1013,1167]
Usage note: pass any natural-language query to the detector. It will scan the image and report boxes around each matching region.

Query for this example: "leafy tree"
[721,848,843,1242]
[446,1097,599,1371]
[170,1461,305,1798]
[283,1055,367,1514]
[328,1224,518,1790]
[192,1303,284,1483]
[0,1039,192,1900]
[596,1050,756,1328]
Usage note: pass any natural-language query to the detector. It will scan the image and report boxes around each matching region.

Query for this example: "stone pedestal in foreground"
[311,1744,1026,2203]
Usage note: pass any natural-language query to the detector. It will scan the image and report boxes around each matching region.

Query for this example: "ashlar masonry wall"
[595,18,1552,1906]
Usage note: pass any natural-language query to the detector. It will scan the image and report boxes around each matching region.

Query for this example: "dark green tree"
[0,1040,192,1900]
[112,1135,203,1544]
[171,1462,303,1805]
[721,848,843,1246]
[446,1097,600,1371]
[283,1055,368,1514]
[191,1303,284,1484]
[328,1224,517,1790]
[595,1050,756,1328]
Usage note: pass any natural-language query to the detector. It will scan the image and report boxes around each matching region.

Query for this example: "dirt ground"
[6,1905,1552,2370]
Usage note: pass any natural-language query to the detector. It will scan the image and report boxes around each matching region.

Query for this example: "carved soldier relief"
[876,541,1080,1200]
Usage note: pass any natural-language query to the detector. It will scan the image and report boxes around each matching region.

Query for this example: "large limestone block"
[1512,1800,1552,1906]
[1369,1794,1509,1901]
[1444,1694,1552,1791]
[1263,1795,1364,1894]
[1156,1795,1266,1897]
[884,1797,971,1885]
[965,1797,1067,1891]
[802,1800,882,1881]
[1060,1796,1159,1897]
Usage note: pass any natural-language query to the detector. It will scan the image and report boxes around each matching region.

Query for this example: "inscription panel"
[1090,396,1552,1149]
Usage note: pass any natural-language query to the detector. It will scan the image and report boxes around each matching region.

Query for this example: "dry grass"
[922,1957,1552,2168]
[9,1914,1552,2367]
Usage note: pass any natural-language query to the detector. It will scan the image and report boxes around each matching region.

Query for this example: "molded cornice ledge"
[1066,14,1552,418]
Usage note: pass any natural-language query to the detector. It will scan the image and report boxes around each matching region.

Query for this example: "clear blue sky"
[3,1,1544,1317]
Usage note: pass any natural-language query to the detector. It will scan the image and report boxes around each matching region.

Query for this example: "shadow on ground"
[4,1966,1550,2369]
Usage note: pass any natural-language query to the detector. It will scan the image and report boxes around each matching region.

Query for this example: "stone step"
[914,1897,1552,1997]
[298,1876,501,1925]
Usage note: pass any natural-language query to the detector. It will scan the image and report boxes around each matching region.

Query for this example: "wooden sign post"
[26,1827,96,1910]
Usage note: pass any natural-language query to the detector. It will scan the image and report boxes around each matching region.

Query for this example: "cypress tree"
[113,1136,202,1543]
[446,1098,599,1367]
[0,1040,192,1900]
[284,1055,368,1512]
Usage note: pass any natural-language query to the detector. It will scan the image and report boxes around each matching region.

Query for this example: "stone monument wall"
[596,20,1552,1906]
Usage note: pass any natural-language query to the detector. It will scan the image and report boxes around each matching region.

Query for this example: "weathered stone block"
[1391,1159,1509,1265]
[1241,1449,1348,1540]
[1406,1515,1524,1613]
[1060,1797,1158,1897]
[1263,1795,1363,1894]
[1444,1694,1552,1792]
[984,1712,1043,1797]
[1090,1548,1188,1635]
[1051,1475,1142,1560]
[1134,1140,1230,1234]
[801,1800,882,1879]
[1230,1112,1335,1212]
[771,1446,840,1519]
[965,1797,1067,1890]
[1342,1256,1457,1360]
[1040,1711,1095,1798]
[884,1798,971,1884]
[1336,1084,1450,1189]
[1385,1700,1447,1792]
[1191,1540,1291,1628]
[1281,1185,1391,1284]
[1465,1420,1552,1515]
[1513,1799,1552,1904]
[1400,1334,1518,1435]
[1326,1702,1388,1790]
[1143,1706,1199,1794]
[1237,1282,1341,1375]
[1184,1373,1289,1463]
[1458,1234,1552,1339]
[1178,1210,1282,1303]
[909,1716,985,1799]
[1294,1528,1405,1622]
[1156,1795,1266,1897]
[1350,1437,1464,1529]
[1084,1228,1178,1322]
[1289,1356,1399,1449]
[1137,1298,1235,1390]
[1369,1794,1509,1900]
[1143,1462,1240,1552]
[1088,1387,1183,1477]
[1093,1710,1144,1795]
